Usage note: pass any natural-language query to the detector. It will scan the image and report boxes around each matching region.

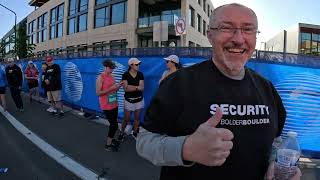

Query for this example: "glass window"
[189,6,195,27]
[32,20,36,32]
[69,0,77,15]
[300,32,311,54]
[68,18,76,34]
[43,29,47,41]
[51,8,57,23]
[95,7,105,28]
[38,31,42,43]
[57,22,63,37]
[111,2,126,25]
[78,13,87,32]
[96,0,108,5]
[79,0,88,11]
[207,5,210,16]
[38,16,43,29]
[203,0,206,12]
[50,25,56,39]
[197,14,201,32]
[33,34,36,44]
[198,0,201,5]
[58,4,64,21]
[43,13,48,27]
[203,20,206,35]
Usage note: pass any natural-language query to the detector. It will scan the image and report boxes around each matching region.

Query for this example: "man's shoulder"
[245,67,272,86]
[177,60,210,75]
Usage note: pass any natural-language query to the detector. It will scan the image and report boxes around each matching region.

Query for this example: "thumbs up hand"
[182,107,234,166]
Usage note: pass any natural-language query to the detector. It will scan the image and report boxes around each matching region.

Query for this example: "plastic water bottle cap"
[287,131,298,137]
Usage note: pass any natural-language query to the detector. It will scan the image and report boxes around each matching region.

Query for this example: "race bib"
[108,93,117,104]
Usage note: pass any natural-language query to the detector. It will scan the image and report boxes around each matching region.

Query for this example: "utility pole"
[0,3,17,57]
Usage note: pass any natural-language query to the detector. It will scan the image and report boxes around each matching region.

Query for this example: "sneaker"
[117,132,125,142]
[104,144,119,152]
[111,139,120,147]
[46,107,54,112]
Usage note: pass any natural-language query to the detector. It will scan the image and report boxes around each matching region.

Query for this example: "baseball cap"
[103,59,116,69]
[28,60,33,64]
[45,56,54,63]
[164,55,179,64]
[128,58,141,65]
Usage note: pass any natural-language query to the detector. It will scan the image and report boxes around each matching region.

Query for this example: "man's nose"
[230,29,245,44]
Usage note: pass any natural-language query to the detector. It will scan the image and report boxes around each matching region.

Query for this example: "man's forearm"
[136,128,191,166]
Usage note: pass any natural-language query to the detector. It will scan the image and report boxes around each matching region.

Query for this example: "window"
[96,0,110,5]
[78,13,87,32]
[50,3,64,39]
[68,0,88,34]
[69,0,77,15]
[300,32,311,54]
[111,2,127,25]
[28,20,36,44]
[37,12,48,43]
[312,33,320,55]
[189,41,195,47]
[207,5,210,17]
[203,0,206,12]
[198,0,201,6]
[197,14,201,32]
[95,7,107,28]
[94,0,127,28]
[203,20,206,35]
[110,39,127,49]
[189,6,195,27]
[79,0,88,11]
[68,17,76,34]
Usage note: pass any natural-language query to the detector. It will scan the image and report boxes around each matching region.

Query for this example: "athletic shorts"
[124,99,144,112]
[28,81,39,89]
[47,90,61,102]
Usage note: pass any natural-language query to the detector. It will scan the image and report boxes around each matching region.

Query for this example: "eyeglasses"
[210,26,260,35]
[132,63,140,66]
[166,61,172,64]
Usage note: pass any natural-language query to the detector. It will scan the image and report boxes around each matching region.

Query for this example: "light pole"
[0,3,17,57]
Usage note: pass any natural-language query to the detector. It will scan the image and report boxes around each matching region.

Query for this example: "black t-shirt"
[143,60,286,180]
[122,71,144,103]
[44,64,62,91]
[5,64,22,87]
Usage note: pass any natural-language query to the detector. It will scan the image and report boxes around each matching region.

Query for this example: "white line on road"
[0,108,107,180]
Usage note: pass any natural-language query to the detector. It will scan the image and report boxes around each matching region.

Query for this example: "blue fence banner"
[6,56,320,158]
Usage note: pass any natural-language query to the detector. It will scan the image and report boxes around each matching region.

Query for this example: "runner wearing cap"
[159,55,181,84]
[5,57,24,111]
[25,60,39,103]
[118,57,145,140]
[96,59,123,151]
[44,56,64,116]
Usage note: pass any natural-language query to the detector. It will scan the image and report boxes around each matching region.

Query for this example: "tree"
[16,24,35,58]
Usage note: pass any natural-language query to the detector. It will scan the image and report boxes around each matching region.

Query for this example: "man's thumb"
[206,107,223,127]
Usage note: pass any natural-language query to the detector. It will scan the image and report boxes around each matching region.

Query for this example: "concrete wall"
[286,24,299,54]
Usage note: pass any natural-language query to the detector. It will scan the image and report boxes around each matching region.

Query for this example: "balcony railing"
[138,14,178,28]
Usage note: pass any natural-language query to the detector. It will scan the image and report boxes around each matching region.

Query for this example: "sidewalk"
[4,94,160,180]
[3,93,320,180]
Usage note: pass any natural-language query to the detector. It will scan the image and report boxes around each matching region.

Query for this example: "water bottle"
[274,131,300,180]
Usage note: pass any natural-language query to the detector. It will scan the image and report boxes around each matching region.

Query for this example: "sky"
[1,0,320,49]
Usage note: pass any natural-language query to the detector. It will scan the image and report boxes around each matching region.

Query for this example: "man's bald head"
[209,3,258,28]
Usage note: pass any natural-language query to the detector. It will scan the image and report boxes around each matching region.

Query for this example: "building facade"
[26,0,214,56]
[0,18,28,59]
[266,23,320,56]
